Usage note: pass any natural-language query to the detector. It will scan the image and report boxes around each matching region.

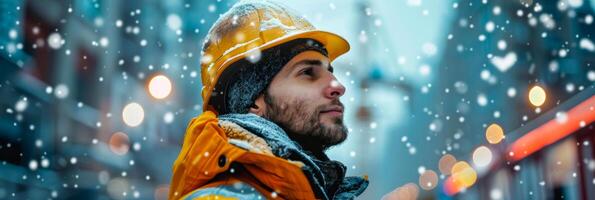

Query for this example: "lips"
[320,105,344,115]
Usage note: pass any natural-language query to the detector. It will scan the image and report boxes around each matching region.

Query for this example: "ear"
[249,94,266,116]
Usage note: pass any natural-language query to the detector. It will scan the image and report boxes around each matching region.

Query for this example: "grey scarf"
[219,113,368,200]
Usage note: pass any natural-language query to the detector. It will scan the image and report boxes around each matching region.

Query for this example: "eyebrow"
[291,59,334,74]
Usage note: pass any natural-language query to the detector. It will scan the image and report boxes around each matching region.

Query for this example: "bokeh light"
[528,85,546,107]
[486,123,505,144]
[154,184,170,200]
[419,170,438,190]
[472,146,493,168]
[107,178,129,200]
[122,102,145,127]
[148,75,173,99]
[451,161,477,188]
[109,132,130,155]
[439,154,457,175]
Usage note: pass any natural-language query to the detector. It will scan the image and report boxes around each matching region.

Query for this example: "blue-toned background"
[1,0,594,199]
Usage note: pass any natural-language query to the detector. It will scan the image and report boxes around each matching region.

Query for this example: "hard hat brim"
[221,30,350,72]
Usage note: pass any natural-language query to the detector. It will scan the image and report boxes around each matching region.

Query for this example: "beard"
[261,91,348,154]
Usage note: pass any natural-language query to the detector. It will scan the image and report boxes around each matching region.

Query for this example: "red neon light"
[507,95,595,162]
[443,95,594,196]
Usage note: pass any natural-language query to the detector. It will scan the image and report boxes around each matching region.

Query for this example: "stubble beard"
[262,92,348,154]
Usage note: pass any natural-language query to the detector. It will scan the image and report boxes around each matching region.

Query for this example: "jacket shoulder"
[181,181,267,200]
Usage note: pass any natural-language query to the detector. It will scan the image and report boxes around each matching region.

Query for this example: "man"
[169,0,368,199]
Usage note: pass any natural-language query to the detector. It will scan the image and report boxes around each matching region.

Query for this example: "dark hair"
[209,38,328,114]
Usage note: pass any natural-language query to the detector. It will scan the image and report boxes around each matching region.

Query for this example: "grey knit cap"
[209,38,328,114]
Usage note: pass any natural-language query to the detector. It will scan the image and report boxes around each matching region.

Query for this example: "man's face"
[252,50,347,152]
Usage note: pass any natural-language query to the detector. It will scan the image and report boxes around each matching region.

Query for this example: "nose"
[324,76,345,99]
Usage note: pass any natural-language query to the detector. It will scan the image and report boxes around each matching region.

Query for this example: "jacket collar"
[219,113,368,199]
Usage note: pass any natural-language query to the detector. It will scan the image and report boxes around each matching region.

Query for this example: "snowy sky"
[281,0,452,83]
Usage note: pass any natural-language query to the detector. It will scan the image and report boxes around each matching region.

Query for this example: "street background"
[1,0,594,199]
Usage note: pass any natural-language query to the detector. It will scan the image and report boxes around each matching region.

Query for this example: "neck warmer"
[219,113,368,199]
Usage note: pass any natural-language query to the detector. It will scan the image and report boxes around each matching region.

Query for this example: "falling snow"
[0,0,593,199]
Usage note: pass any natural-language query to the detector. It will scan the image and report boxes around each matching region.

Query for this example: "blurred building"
[435,0,595,199]
[0,0,231,199]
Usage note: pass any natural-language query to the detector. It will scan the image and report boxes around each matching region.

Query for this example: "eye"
[300,67,314,77]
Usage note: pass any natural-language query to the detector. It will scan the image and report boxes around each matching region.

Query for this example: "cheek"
[280,94,319,116]
[268,80,326,113]
[287,93,317,110]
[273,84,320,104]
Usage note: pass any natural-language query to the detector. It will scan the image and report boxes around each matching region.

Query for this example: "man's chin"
[322,124,348,146]
[319,120,338,128]
[320,116,344,125]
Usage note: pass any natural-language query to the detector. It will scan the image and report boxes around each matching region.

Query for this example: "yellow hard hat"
[200,0,350,113]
